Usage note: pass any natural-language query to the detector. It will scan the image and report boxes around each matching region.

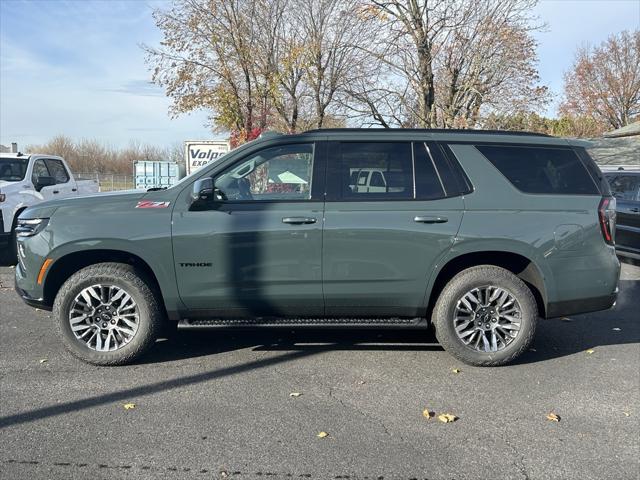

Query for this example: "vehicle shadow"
[143,278,639,366]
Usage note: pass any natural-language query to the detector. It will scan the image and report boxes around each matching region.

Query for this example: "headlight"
[15,218,49,237]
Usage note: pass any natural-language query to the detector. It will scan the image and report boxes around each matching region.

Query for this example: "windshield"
[0,157,29,181]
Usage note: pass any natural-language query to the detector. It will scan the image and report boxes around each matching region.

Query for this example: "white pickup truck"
[0,153,99,259]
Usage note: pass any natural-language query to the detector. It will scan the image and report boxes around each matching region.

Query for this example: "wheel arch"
[427,250,548,318]
[43,249,164,312]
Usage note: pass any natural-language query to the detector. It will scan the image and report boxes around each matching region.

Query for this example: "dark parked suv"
[14,129,620,366]
[603,170,640,261]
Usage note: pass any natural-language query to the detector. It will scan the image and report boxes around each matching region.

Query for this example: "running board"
[178,317,425,328]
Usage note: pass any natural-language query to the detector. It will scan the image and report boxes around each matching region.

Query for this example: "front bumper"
[14,260,51,310]
[15,284,51,311]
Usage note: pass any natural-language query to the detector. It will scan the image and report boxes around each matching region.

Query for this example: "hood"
[20,189,148,220]
[0,179,20,189]
[41,189,147,209]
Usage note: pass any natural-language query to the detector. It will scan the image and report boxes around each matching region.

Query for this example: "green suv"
[13,129,620,366]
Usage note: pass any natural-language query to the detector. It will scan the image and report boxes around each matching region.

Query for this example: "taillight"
[598,197,616,245]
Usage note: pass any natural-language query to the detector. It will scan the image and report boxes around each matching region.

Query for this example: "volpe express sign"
[184,140,231,175]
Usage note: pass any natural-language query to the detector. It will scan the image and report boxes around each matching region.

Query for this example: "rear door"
[608,174,640,252]
[322,141,465,318]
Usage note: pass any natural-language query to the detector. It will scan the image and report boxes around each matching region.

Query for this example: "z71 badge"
[136,201,170,209]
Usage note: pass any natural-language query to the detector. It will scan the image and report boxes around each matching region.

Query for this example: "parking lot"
[0,262,638,480]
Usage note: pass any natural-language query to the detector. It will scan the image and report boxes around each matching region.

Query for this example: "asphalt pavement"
[0,263,638,480]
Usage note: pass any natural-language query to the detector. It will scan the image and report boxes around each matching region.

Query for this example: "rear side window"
[476,145,599,195]
[331,142,413,200]
[412,142,446,199]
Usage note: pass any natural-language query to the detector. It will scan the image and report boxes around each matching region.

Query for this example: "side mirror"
[191,177,214,203]
[35,176,56,191]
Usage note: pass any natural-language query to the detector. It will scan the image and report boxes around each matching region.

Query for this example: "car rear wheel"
[53,262,162,365]
[433,265,537,367]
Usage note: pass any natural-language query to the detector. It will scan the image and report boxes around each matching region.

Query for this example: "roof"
[603,121,640,138]
[303,128,551,137]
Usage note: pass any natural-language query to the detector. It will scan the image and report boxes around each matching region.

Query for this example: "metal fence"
[77,173,135,192]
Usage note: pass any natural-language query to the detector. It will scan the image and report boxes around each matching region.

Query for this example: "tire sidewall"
[434,266,537,366]
[55,269,156,365]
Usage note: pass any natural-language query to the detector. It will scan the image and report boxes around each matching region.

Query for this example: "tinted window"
[438,143,474,195]
[476,145,599,195]
[45,159,70,183]
[0,158,28,181]
[214,144,313,201]
[412,143,446,199]
[333,142,413,199]
[576,147,609,195]
[32,159,49,183]
[607,175,640,201]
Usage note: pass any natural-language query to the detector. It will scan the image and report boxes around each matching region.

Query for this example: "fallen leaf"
[289,392,302,397]
[452,368,461,374]
[123,403,136,410]
[39,359,48,364]
[623,412,630,417]
[437,413,457,423]
[560,317,572,322]
[546,412,560,422]
[220,471,228,478]
[358,380,366,385]
[529,348,537,352]
[586,349,595,354]
[612,328,621,331]
[317,431,329,438]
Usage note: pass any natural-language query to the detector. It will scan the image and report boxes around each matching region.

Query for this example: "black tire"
[432,265,537,367]
[53,262,163,365]
[7,216,19,265]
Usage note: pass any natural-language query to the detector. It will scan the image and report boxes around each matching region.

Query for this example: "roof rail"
[259,130,284,139]
[302,128,552,137]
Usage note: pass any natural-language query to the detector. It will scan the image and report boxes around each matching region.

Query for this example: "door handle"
[72,188,77,192]
[282,217,317,225]
[414,215,448,224]
[53,190,60,194]
[630,207,639,213]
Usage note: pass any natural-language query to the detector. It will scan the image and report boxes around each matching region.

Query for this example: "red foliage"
[230,128,263,149]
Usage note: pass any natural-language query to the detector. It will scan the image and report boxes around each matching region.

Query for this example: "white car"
[0,153,99,260]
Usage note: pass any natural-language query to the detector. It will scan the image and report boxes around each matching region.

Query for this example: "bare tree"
[347,0,547,128]
[560,30,640,130]
[143,0,271,134]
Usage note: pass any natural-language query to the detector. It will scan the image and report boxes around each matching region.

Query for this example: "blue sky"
[1,0,639,149]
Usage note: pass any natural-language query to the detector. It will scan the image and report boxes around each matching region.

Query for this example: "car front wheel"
[433,265,537,367]
[53,262,162,365]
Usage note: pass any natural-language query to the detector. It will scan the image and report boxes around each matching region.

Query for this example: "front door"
[322,141,464,317]
[172,142,325,318]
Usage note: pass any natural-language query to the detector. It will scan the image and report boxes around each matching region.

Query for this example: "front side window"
[214,144,313,201]
[607,175,640,201]
[32,159,50,183]
[336,142,413,199]
[44,159,70,184]
[476,145,599,195]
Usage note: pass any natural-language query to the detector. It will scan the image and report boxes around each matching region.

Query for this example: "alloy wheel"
[68,284,140,351]
[453,285,522,353]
